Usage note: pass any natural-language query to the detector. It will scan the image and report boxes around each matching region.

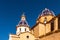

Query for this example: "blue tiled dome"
[19,20,28,26]
[17,14,29,27]
[41,8,55,16]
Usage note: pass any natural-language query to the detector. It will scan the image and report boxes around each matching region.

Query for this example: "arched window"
[25,28,26,31]
[51,21,54,31]
[44,17,47,25]
[20,28,21,31]
[58,17,60,29]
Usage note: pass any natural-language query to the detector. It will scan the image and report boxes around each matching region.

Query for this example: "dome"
[18,20,28,26]
[41,8,55,16]
[17,13,29,27]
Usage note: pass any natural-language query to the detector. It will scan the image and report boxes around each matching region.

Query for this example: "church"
[9,8,60,40]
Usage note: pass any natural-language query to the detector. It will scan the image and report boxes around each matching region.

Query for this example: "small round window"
[26,36,29,38]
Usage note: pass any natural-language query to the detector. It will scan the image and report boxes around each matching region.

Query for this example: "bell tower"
[16,13,30,35]
[36,8,56,36]
[37,8,55,23]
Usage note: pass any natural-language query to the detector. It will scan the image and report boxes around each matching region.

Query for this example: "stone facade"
[9,8,60,40]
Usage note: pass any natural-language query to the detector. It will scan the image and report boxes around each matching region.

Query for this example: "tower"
[37,8,56,35]
[37,8,55,23]
[31,8,57,37]
[16,14,30,35]
[9,13,35,40]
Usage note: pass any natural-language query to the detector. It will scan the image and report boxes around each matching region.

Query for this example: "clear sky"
[0,0,60,40]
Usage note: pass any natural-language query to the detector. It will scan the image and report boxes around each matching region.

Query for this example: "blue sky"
[0,0,60,40]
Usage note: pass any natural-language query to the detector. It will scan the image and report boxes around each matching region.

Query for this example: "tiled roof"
[17,14,29,27]
[41,8,55,16]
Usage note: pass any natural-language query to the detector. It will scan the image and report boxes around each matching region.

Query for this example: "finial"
[45,8,47,10]
[21,12,26,21]
[45,8,49,11]
[22,12,25,17]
